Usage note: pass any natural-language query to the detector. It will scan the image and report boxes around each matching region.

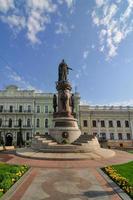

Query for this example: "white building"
[80,105,133,148]
[0,85,80,146]
[0,85,133,148]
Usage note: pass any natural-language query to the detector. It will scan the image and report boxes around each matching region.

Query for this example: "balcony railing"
[0,110,33,113]
[0,125,33,129]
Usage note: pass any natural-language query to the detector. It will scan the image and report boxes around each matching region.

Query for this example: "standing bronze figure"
[70,93,74,113]
[58,59,72,81]
[53,94,57,112]
[61,91,68,111]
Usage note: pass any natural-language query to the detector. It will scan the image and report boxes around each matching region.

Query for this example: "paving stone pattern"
[0,150,132,200]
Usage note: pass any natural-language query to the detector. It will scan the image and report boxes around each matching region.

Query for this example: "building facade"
[0,85,80,146]
[0,85,133,148]
[80,105,133,148]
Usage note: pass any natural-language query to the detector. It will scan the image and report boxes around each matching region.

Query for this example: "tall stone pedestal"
[49,117,81,144]
[49,80,81,144]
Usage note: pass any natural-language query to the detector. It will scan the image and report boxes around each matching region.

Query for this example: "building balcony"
[0,125,33,129]
[0,110,33,114]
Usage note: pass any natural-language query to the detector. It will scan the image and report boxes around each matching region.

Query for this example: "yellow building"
[80,105,133,148]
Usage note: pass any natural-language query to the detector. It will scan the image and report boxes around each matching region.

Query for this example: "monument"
[49,59,81,144]
[17,60,115,159]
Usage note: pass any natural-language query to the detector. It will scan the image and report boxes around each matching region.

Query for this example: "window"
[100,132,106,139]
[0,119,2,127]
[19,105,23,112]
[117,120,121,127]
[18,119,22,127]
[110,133,114,140]
[37,106,40,113]
[36,119,40,127]
[92,120,97,127]
[28,105,31,112]
[0,105,3,112]
[27,119,31,127]
[9,105,13,112]
[9,118,12,127]
[83,120,88,127]
[45,105,48,113]
[127,133,131,140]
[109,121,113,127]
[26,132,30,141]
[125,120,129,128]
[101,120,105,127]
[118,133,122,140]
[45,119,48,128]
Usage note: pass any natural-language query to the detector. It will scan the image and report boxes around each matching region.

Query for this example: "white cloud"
[55,22,69,34]
[107,99,133,106]
[0,0,76,44]
[0,0,14,13]
[6,65,42,92]
[92,0,133,59]
[83,50,89,59]
[58,0,74,8]
[64,0,74,8]
[26,0,57,44]
[1,15,25,30]
[95,0,104,8]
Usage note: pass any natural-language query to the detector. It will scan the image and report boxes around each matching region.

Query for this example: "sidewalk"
[0,150,132,200]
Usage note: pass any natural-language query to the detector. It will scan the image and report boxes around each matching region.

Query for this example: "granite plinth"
[49,117,81,144]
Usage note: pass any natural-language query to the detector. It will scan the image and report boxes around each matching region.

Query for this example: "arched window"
[26,132,30,140]
[0,119,2,127]
[27,119,31,127]
[37,106,40,113]
[45,119,48,128]
[19,105,23,112]
[9,118,12,127]
[36,119,40,128]
[45,106,48,113]
[28,105,31,112]
[18,119,22,127]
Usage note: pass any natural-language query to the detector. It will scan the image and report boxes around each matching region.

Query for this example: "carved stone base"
[49,117,81,144]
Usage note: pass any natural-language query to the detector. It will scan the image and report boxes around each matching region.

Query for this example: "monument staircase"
[31,134,100,153]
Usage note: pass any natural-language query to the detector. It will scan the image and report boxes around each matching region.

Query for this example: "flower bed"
[0,162,29,198]
[103,162,133,198]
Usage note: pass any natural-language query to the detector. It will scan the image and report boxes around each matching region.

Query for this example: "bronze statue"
[53,94,57,112]
[61,91,68,111]
[70,93,74,113]
[58,59,72,81]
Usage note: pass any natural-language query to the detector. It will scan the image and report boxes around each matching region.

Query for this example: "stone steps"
[72,134,94,145]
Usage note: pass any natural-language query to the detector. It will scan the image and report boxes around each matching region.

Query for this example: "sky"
[0,0,133,106]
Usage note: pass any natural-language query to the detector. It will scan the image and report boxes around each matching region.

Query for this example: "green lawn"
[127,150,133,154]
[112,161,133,185]
[0,162,29,198]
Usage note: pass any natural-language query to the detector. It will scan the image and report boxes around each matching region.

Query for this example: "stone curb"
[0,167,32,200]
[97,168,132,200]
[15,151,96,161]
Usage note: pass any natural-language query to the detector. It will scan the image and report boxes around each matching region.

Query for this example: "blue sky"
[0,0,133,106]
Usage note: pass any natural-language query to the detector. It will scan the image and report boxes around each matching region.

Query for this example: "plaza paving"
[0,150,133,200]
